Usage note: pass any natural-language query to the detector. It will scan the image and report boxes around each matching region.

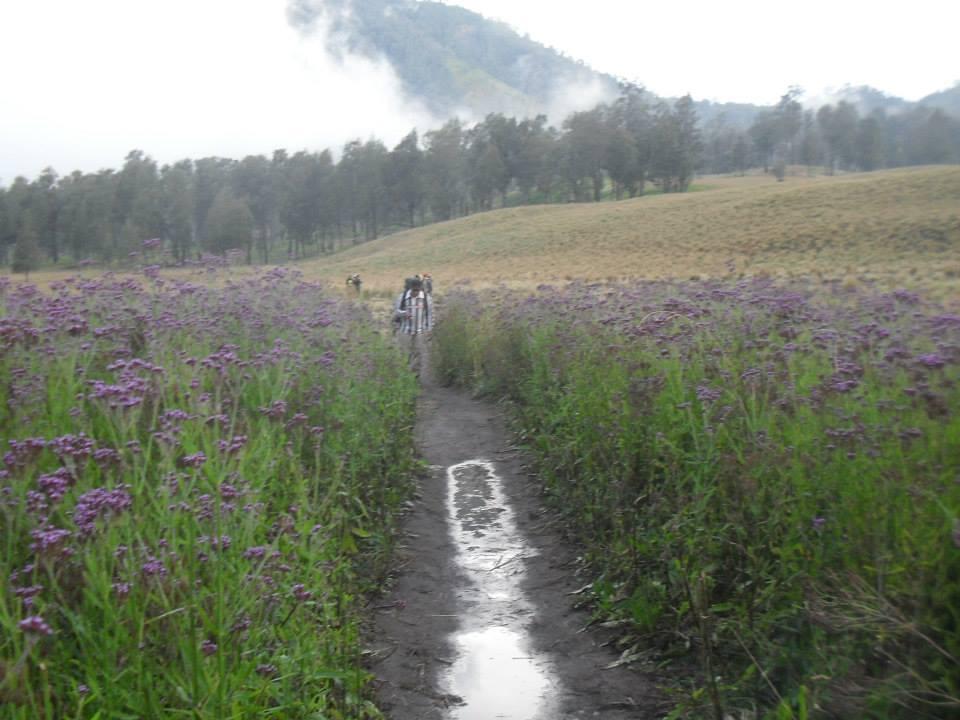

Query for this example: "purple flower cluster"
[72,486,133,536]
[19,615,54,636]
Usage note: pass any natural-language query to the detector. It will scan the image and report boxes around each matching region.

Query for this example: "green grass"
[433,279,960,718]
[0,269,419,718]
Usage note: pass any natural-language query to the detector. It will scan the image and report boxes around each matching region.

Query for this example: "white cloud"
[445,0,960,105]
[0,0,438,182]
[2,0,957,182]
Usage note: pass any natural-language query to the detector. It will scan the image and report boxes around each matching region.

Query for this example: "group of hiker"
[344,272,433,377]
[344,270,433,329]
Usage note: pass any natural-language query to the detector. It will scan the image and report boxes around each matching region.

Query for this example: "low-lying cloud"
[0,0,440,182]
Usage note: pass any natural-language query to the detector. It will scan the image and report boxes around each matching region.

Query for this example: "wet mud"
[368,357,665,719]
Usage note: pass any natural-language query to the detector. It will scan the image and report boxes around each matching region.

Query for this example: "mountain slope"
[287,1,959,127]
[288,0,619,118]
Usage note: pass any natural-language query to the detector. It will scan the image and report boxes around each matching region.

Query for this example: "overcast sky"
[1,0,957,184]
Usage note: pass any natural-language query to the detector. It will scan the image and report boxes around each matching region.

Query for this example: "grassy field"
[303,165,960,297]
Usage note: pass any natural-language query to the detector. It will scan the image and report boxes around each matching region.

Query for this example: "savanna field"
[2,168,959,719]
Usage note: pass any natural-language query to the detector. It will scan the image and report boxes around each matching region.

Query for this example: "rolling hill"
[304,166,960,296]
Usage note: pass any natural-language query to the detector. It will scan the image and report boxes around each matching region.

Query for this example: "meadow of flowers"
[434,279,960,719]
[0,268,419,719]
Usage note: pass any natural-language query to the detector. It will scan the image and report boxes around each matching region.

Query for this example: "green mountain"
[288,0,620,118]
[287,1,959,127]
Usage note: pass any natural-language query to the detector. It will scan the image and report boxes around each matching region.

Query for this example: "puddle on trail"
[442,460,559,720]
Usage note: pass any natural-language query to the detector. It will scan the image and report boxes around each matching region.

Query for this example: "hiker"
[394,277,432,334]
[346,273,362,294]
[394,277,432,376]
[422,272,433,296]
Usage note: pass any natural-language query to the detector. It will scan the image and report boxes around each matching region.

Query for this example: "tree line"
[3,85,959,273]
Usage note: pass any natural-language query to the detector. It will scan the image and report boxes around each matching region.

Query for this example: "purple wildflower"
[243,546,266,560]
[291,583,312,602]
[201,639,218,656]
[73,487,133,535]
[19,615,54,636]
[916,353,946,369]
[37,467,75,502]
[695,385,722,404]
[30,526,73,556]
[179,452,207,469]
[141,557,167,577]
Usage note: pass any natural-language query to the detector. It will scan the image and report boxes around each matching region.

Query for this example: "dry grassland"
[306,165,960,298]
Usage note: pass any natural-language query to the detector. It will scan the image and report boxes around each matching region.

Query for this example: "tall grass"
[0,268,418,718]
[433,279,960,718]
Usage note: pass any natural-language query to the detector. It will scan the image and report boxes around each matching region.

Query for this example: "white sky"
[1,0,957,183]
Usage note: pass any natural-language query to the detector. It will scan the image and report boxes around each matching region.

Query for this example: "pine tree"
[12,217,42,277]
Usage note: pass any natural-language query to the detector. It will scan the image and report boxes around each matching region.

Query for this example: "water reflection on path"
[443,460,558,720]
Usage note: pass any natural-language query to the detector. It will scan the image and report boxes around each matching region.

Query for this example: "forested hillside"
[287,0,619,118]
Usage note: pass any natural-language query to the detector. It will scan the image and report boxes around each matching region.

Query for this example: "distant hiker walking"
[346,273,362,294]
[394,276,432,377]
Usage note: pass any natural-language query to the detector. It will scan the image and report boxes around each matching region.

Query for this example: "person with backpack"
[394,277,432,333]
[393,277,432,376]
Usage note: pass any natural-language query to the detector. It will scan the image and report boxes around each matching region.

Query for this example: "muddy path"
[367,350,666,719]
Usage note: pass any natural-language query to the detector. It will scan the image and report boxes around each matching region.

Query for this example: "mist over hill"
[286,0,959,129]
[287,0,620,121]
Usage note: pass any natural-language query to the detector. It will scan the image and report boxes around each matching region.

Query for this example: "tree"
[650,96,701,192]
[749,112,778,173]
[232,155,277,262]
[387,130,425,227]
[468,139,508,211]
[513,115,552,202]
[603,126,638,199]
[280,150,322,258]
[612,83,653,196]
[192,157,234,252]
[772,88,803,176]
[12,216,42,276]
[112,151,163,260]
[904,108,959,164]
[798,110,822,174]
[818,102,859,173]
[31,168,61,262]
[855,113,885,171]
[204,189,253,256]
[424,119,467,221]
[160,162,195,263]
[353,139,389,241]
[562,107,608,201]
[57,171,111,263]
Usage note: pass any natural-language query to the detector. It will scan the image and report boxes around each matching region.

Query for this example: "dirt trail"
[367,348,665,719]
